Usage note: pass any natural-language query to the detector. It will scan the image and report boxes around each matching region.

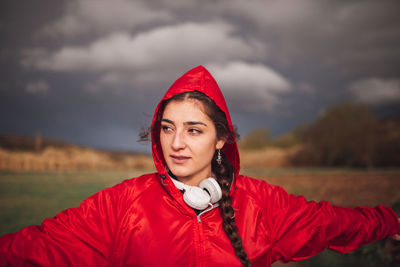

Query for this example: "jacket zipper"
[195,203,220,266]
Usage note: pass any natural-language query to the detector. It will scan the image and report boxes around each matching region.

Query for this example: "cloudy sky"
[1,0,400,152]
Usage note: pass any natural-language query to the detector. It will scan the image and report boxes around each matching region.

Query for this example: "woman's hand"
[391,218,400,241]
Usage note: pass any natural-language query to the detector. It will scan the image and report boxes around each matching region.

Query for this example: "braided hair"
[212,151,251,267]
[153,91,252,266]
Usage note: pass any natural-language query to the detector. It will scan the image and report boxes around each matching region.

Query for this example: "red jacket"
[1,66,399,266]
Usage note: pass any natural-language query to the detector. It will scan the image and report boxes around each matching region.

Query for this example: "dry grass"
[239,146,300,168]
[243,169,400,207]
[0,147,154,172]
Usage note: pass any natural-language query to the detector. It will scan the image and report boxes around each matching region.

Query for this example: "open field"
[245,168,400,207]
[0,168,399,266]
[0,170,147,235]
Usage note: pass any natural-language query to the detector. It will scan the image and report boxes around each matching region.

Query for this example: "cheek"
[192,136,217,156]
[160,133,168,151]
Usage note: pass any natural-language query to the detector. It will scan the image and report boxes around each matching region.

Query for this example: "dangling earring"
[216,149,222,165]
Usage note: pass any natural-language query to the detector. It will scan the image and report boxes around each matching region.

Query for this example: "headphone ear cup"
[199,178,222,204]
[183,186,211,210]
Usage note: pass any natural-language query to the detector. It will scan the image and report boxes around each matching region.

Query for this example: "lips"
[170,154,191,164]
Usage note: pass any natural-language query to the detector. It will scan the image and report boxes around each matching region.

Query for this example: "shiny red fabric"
[1,66,399,267]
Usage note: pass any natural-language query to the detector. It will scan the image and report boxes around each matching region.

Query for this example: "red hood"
[151,65,240,180]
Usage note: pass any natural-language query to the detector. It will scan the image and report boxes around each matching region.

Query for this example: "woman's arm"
[0,182,125,266]
[264,184,400,263]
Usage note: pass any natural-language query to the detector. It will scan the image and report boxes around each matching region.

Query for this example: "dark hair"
[140,91,251,266]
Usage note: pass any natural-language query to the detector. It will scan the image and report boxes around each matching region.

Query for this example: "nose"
[171,131,185,151]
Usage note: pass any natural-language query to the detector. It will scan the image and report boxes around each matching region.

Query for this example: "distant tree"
[270,133,294,149]
[291,123,310,140]
[238,127,271,150]
[270,124,309,149]
[374,117,400,167]
[293,103,379,168]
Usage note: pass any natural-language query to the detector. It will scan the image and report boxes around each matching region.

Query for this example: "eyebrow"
[161,118,207,127]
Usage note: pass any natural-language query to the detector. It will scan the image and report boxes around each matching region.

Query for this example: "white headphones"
[170,177,222,210]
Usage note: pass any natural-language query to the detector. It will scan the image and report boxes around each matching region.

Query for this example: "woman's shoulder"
[235,174,284,204]
[110,172,159,190]
[95,172,160,201]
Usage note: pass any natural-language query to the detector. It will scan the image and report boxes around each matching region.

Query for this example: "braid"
[213,152,251,267]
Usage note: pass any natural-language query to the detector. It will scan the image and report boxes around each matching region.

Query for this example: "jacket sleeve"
[265,184,400,263]
[0,181,126,267]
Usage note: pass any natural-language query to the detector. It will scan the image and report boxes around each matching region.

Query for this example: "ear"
[216,138,226,150]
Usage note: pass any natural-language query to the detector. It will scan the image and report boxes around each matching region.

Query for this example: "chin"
[168,166,190,178]
[172,171,192,179]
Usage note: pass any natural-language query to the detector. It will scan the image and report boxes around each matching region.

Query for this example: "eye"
[161,125,173,133]
[188,128,202,135]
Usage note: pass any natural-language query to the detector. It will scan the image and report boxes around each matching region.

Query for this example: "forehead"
[162,99,210,122]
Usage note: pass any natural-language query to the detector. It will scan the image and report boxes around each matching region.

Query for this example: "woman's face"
[160,99,225,186]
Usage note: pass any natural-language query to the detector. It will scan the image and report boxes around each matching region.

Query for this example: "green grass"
[0,170,147,235]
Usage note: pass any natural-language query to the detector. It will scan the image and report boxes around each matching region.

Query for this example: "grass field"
[0,168,399,266]
[0,170,145,235]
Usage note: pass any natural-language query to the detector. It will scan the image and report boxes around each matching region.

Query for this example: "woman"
[1,66,399,266]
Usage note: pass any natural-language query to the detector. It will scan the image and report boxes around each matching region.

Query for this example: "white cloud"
[24,21,265,74]
[349,77,400,105]
[42,0,173,37]
[207,61,292,111]
[25,80,50,94]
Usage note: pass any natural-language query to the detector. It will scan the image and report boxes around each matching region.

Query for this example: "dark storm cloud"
[1,0,399,151]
